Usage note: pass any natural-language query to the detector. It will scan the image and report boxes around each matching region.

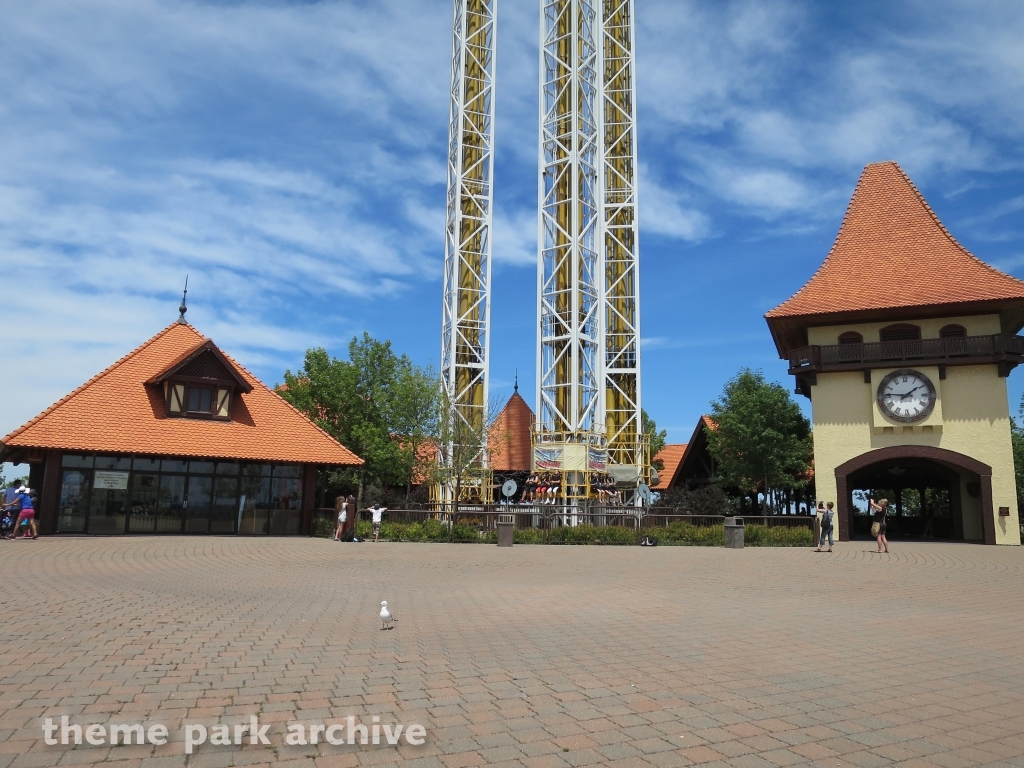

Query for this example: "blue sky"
[2,0,1024,459]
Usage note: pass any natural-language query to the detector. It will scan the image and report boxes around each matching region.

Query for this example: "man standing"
[370,503,387,543]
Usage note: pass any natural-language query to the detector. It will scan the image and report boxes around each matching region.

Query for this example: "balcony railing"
[789,333,1024,373]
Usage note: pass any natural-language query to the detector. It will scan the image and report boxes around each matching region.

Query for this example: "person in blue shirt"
[8,486,37,540]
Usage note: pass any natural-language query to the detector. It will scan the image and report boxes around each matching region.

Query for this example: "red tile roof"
[1,322,363,466]
[766,161,1024,355]
[489,391,534,472]
[652,443,687,490]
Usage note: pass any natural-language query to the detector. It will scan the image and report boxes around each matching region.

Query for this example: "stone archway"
[835,446,995,545]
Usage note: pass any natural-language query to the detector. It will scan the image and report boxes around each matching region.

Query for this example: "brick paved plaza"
[2,538,1023,768]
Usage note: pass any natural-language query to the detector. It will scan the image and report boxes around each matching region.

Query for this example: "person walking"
[869,497,889,553]
[370,503,387,542]
[815,501,835,552]
[8,486,37,540]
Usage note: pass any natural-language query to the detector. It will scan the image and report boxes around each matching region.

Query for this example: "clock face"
[876,369,936,423]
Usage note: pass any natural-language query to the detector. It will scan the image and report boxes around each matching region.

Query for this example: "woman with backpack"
[815,501,835,552]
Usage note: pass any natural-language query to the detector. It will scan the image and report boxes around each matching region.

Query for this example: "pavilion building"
[0,319,362,536]
[767,161,1024,544]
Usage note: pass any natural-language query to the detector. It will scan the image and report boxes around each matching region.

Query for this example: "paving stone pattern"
[1,538,1023,767]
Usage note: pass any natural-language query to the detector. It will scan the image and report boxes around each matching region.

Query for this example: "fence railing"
[315,507,815,546]
[789,334,1024,371]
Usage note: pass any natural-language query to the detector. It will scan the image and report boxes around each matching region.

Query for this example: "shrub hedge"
[323,518,813,547]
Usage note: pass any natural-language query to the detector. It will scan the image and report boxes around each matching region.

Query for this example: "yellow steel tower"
[536,0,645,502]
[440,0,497,503]
[601,0,644,475]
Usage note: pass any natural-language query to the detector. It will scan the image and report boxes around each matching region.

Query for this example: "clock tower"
[767,161,1024,545]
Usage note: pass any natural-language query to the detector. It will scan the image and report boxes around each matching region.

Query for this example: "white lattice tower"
[440,0,497,500]
[537,0,602,438]
[536,0,644,483]
[600,0,643,471]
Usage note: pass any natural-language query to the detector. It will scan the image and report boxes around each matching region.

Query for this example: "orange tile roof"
[766,161,1024,355]
[2,322,363,466]
[489,391,534,472]
[652,443,687,490]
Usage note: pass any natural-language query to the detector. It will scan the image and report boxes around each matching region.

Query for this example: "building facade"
[767,162,1024,544]
[1,320,362,536]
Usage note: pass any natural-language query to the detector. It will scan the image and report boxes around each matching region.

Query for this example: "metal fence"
[314,506,815,546]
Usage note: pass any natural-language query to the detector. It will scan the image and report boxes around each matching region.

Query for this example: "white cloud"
[640,175,710,240]
[493,209,537,266]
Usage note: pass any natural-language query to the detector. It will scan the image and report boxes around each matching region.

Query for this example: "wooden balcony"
[788,334,1024,395]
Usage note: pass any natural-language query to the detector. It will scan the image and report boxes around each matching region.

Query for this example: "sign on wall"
[93,471,130,490]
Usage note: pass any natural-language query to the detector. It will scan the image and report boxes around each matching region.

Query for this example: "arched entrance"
[835,446,995,545]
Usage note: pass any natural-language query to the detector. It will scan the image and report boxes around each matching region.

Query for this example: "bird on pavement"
[380,601,396,630]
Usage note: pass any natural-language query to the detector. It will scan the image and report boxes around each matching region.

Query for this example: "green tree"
[1011,399,1024,515]
[643,409,667,470]
[432,394,501,516]
[280,333,438,507]
[705,369,812,514]
[387,361,441,501]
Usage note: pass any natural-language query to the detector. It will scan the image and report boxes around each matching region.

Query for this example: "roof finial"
[514,369,518,394]
[177,275,188,325]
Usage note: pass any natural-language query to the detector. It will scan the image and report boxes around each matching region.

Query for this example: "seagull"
[380,601,396,630]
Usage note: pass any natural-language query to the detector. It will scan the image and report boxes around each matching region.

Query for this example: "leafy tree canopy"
[705,369,812,511]
[279,333,439,504]
[1011,395,1024,516]
[642,409,667,470]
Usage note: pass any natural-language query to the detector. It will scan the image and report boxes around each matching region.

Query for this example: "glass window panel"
[210,477,239,534]
[57,469,90,532]
[62,454,94,468]
[95,455,131,471]
[238,474,271,535]
[215,461,240,476]
[272,464,301,479]
[243,463,272,477]
[269,476,302,535]
[188,387,213,413]
[88,487,128,534]
[188,460,215,474]
[132,457,161,471]
[161,459,188,473]
[185,476,213,533]
[128,473,159,533]
[156,475,186,532]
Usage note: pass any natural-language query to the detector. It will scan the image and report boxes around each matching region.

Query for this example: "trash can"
[497,513,514,548]
[724,517,744,549]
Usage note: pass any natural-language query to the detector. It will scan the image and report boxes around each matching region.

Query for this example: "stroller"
[0,509,14,538]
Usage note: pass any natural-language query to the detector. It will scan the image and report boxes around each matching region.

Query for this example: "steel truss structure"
[536,0,644,490]
[440,0,497,502]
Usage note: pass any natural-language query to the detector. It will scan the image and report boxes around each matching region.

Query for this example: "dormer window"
[148,339,252,422]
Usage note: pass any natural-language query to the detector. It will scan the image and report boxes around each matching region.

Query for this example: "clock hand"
[892,385,924,400]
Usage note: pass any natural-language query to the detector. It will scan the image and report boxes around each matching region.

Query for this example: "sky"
[2,0,1024,468]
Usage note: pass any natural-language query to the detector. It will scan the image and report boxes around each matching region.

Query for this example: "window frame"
[164,377,233,421]
[879,323,922,342]
[939,324,967,339]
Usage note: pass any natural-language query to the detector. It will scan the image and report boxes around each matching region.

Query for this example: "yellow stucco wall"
[807,314,1002,345]
[809,315,1020,545]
